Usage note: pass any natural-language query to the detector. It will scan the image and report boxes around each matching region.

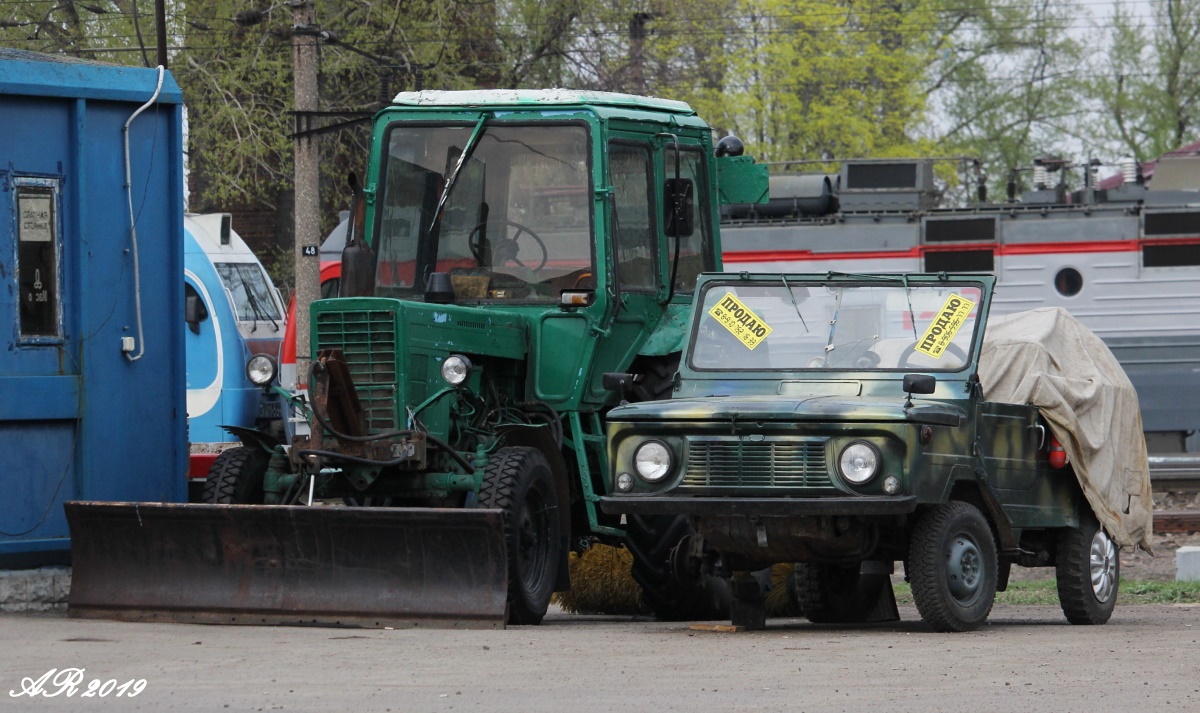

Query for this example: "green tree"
[652,0,939,163]
[923,0,1087,192]
[1089,0,1200,162]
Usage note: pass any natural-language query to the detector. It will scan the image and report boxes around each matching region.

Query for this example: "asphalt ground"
[3,604,1199,712]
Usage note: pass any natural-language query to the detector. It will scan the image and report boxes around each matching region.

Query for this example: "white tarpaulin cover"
[978,307,1153,551]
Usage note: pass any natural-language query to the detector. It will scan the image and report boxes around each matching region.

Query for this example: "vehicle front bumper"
[598,495,917,517]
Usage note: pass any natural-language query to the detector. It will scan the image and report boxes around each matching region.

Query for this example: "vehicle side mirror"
[185,291,208,335]
[602,372,641,405]
[903,373,936,395]
[664,178,695,238]
[341,171,377,298]
[903,373,936,408]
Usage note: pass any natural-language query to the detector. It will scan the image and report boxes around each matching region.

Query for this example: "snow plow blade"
[65,501,508,629]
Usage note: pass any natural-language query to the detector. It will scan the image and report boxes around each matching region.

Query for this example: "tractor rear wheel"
[623,355,730,621]
[625,513,731,621]
[478,447,562,625]
[202,446,269,504]
[790,562,890,624]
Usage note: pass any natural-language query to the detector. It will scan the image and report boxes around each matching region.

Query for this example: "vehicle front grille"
[682,438,831,488]
[315,309,397,433]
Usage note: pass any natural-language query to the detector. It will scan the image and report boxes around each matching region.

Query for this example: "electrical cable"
[121,64,164,363]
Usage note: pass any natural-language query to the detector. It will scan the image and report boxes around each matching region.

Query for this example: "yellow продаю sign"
[915,293,976,358]
[708,292,773,350]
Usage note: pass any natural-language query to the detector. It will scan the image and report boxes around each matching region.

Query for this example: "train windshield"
[689,279,984,372]
[373,122,593,303]
[214,262,282,322]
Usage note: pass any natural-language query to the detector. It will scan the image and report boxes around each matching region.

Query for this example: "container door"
[0,176,77,565]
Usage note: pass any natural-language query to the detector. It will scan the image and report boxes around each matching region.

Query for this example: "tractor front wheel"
[478,447,562,625]
[202,446,269,504]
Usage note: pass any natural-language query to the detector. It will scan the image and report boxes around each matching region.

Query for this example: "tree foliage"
[1088,0,1200,162]
[2,0,1198,234]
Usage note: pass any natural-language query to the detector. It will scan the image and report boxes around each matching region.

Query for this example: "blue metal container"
[0,50,187,567]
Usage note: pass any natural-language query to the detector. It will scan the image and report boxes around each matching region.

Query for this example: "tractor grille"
[682,438,831,488]
[315,310,398,433]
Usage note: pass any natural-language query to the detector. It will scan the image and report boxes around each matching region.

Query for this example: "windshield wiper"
[780,275,809,333]
[234,267,279,333]
[428,113,489,246]
[823,286,843,360]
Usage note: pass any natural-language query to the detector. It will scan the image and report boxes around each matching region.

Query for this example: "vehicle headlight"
[441,354,473,386]
[246,354,278,386]
[838,441,879,485]
[634,441,673,482]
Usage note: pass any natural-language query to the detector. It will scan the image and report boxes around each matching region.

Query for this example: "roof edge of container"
[0,50,183,104]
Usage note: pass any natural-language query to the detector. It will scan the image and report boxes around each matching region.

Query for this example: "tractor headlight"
[246,354,278,386]
[634,441,672,482]
[441,354,473,386]
[838,441,879,485]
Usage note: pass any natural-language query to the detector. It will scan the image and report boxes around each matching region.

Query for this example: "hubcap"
[946,534,982,602]
[1090,528,1118,603]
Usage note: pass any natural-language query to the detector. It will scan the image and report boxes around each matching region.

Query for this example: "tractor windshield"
[689,279,985,372]
[373,122,593,302]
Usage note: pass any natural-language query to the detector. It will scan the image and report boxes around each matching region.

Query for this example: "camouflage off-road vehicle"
[599,272,1120,632]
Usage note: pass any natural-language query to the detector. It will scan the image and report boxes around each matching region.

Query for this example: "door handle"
[1030,423,1046,450]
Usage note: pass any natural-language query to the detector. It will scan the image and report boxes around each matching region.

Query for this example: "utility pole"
[154,0,168,67]
[290,0,321,389]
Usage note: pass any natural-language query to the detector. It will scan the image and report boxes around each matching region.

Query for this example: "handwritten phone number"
[10,669,147,698]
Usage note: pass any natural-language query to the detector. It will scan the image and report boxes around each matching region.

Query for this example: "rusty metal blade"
[65,502,508,629]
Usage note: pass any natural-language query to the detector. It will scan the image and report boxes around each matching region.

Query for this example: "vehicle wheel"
[908,501,997,632]
[1056,512,1119,625]
[624,513,731,621]
[790,563,889,624]
[202,446,269,504]
[478,447,562,625]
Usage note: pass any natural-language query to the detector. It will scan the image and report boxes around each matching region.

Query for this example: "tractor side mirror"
[602,372,642,405]
[664,178,695,238]
[341,172,377,298]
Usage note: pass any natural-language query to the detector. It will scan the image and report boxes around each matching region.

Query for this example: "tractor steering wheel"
[467,220,549,272]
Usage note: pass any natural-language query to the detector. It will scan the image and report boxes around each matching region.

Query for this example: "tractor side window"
[610,142,656,291]
[669,149,713,295]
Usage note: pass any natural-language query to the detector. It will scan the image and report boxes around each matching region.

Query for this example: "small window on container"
[14,181,63,341]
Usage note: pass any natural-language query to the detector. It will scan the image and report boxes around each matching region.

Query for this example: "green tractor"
[67,90,767,627]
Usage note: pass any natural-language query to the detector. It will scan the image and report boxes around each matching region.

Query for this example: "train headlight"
[246,354,278,386]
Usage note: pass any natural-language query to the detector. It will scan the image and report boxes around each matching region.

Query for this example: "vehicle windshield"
[373,122,593,302]
[689,279,984,372]
[214,263,282,322]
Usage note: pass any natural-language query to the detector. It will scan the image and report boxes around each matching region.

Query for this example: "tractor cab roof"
[391,89,696,116]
